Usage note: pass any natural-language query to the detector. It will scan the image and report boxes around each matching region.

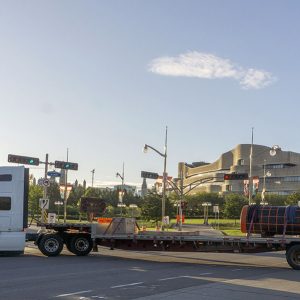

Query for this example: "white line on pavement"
[111,282,144,289]
[55,290,93,297]
[159,276,187,281]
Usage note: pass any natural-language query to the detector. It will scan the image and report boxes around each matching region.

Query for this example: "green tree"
[141,193,174,222]
[28,184,43,217]
[223,193,248,221]
[68,185,85,207]
[184,192,224,218]
[47,181,62,212]
[286,192,300,206]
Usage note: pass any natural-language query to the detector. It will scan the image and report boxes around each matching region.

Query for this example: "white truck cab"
[0,166,29,255]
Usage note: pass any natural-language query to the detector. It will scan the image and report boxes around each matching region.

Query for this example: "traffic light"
[224,173,248,180]
[141,171,159,179]
[8,154,39,166]
[54,160,78,170]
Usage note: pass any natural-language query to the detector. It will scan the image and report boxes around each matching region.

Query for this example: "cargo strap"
[282,207,288,242]
[247,207,257,239]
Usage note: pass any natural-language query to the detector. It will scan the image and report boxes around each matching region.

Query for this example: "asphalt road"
[1,243,300,300]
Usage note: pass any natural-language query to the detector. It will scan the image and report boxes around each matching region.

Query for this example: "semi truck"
[0,166,28,255]
[1,166,300,270]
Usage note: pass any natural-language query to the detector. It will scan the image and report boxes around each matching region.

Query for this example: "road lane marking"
[159,276,187,281]
[159,273,213,281]
[232,269,243,271]
[55,290,92,297]
[111,282,144,289]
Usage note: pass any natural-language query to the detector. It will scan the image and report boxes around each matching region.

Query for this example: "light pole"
[116,163,125,215]
[63,148,69,223]
[248,127,254,205]
[261,159,271,205]
[91,169,95,187]
[143,126,168,229]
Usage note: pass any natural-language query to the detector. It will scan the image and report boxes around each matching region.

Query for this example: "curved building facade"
[179,144,300,195]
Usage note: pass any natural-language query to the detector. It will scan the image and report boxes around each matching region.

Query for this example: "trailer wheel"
[70,234,93,256]
[286,244,300,270]
[38,234,64,257]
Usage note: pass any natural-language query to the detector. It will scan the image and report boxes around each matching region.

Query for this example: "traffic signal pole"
[63,148,69,224]
[41,153,49,223]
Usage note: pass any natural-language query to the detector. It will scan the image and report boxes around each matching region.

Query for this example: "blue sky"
[1,1,299,187]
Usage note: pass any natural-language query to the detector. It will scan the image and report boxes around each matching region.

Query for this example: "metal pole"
[42,153,49,223]
[91,169,95,187]
[162,126,168,230]
[179,162,184,231]
[248,127,254,205]
[63,148,68,223]
[262,159,266,202]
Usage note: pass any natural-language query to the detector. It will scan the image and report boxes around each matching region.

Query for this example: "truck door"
[0,166,28,254]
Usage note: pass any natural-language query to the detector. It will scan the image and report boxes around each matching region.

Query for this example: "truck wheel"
[286,244,300,270]
[38,234,64,257]
[70,234,93,256]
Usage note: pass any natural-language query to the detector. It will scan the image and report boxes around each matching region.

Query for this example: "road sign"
[47,171,61,177]
[39,198,49,209]
[48,213,57,224]
[162,216,169,225]
[43,178,50,187]
[213,205,219,213]
[141,171,159,179]
[37,178,44,186]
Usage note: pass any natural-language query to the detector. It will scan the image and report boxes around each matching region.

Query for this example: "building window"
[238,159,244,166]
[266,164,295,169]
[0,197,11,210]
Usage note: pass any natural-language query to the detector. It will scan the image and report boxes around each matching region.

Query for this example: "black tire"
[69,234,93,256]
[38,234,64,257]
[286,244,300,270]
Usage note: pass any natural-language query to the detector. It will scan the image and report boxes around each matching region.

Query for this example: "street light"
[270,145,281,157]
[91,169,95,187]
[116,163,125,216]
[261,159,271,204]
[143,126,168,230]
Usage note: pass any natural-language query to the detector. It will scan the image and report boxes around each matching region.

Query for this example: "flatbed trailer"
[32,220,300,270]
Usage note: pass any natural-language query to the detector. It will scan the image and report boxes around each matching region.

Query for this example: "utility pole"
[116,163,125,216]
[41,153,49,223]
[91,169,95,187]
[248,127,254,205]
[63,148,68,223]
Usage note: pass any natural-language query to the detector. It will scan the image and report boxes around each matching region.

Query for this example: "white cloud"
[148,52,276,89]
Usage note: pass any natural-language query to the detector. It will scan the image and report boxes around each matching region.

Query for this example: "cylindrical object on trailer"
[240,205,300,236]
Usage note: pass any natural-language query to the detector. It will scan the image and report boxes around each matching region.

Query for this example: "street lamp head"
[270,145,281,156]
[143,144,148,153]
[116,172,119,178]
